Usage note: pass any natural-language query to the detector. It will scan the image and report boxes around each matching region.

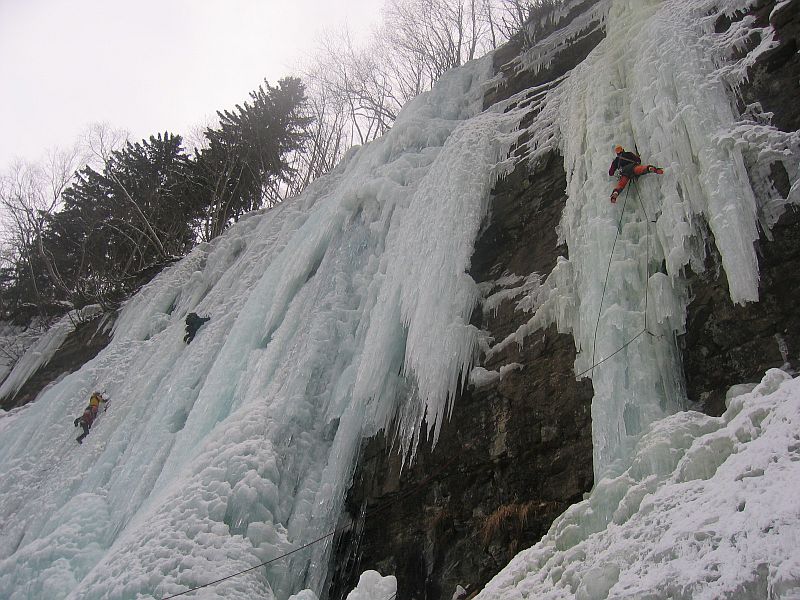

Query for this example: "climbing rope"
[631,178,659,335]
[160,531,336,599]
[589,184,632,377]
[585,176,659,379]
[158,441,472,599]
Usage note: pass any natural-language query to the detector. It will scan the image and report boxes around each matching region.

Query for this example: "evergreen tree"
[192,77,311,239]
[43,133,199,306]
[3,78,312,315]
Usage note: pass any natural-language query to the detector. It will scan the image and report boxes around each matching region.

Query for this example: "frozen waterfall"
[0,54,523,600]
[1,0,799,598]
[503,0,798,478]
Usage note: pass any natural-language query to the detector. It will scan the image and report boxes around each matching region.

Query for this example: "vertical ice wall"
[0,55,524,600]
[506,0,798,479]
[556,0,714,477]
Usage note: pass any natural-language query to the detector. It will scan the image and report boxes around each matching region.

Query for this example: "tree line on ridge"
[0,0,560,324]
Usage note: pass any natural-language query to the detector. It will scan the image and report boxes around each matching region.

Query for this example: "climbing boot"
[649,166,664,174]
[610,190,619,203]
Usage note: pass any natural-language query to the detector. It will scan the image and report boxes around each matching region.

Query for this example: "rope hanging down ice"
[585,179,660,380]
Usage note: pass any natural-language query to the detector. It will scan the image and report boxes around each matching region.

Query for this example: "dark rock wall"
[0,315,112,411]
[327,5,605,597]
[486,0,606,107]
[681,0,800,416]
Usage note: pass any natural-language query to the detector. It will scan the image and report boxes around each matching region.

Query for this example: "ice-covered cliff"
[0,49,525,600]
[1,0,799,599]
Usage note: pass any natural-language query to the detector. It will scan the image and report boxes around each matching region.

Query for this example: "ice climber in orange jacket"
[609,145,663,203]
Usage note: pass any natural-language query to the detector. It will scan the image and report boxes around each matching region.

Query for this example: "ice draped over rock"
[0,55,525,600]
[1,0,799,599]
[494,0,798,478]
[473,0,800,597]
[475,368,800,599]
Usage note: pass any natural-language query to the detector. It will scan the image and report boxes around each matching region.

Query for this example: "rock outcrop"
[681,0,800,416]
[329,1,800,599]
[0,314,112,411]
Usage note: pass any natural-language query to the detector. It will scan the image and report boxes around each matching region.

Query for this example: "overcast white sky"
[0,0,383,168]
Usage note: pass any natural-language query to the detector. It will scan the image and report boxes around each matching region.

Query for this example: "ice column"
[558,0,763,477]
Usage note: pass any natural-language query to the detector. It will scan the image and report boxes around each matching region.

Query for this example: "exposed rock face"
[681,0,800,416]
[328,153,594,600]
[329,1,800,599]
[0,315,112,411]
[485,0,606,106]
[327,6,605,599]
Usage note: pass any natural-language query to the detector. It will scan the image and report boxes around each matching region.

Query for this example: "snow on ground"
[344,571,397,600]
[286,570,396,600]
[475,369,800,599]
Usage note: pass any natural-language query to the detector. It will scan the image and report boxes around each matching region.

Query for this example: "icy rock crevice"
[514,0,613,80]
[0,305,103,403]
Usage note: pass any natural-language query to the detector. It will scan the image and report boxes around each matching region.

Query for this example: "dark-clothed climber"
[74,407,94,444]
[184,312,210,344]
